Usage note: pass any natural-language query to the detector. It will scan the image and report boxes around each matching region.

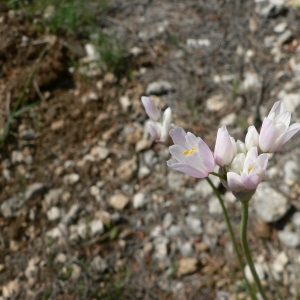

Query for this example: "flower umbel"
[141,96,173,142]
[167,127,215,178]
[259,100,300,153]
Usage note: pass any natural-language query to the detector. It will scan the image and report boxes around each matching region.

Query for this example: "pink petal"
[169,127,189,149]
[167,159,208,178]
[169,145,186,163]
[141,96,160,121]
[227,172,245,192]
[197,139,215,172]
[259,118,278,152]
[273,122,300,151]
[241,173,260,190]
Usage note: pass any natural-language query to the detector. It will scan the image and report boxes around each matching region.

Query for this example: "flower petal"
[259,118,278,152]
[272,122,300,151]
[227,172,246,192]
[167,159,208,178]
[169,145,186,163]
[141,96,160,121]
[241,173,260,190]
[197,139,215,172]
[169,127,189,149]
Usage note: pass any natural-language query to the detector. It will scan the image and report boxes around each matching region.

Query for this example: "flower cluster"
[142,97,300,202]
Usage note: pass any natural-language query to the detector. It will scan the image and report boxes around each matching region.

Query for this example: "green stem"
[209,172,226,180]
[206,177,257,300]
[240,202,267,300]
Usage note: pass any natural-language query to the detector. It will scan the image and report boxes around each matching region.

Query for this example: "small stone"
[46,223,68,239]
[185,216,203,235]
[95,210,111,225]
[278,229,300,248]
[244,263,265,283]
[63,173,80,185]
[3,279,20,298]
[11,150,24,164]
[135,138,152,152]
[138,165,151,177]
[62,204,81,224]
[90,219,104,236]
[292,212,300,228]
[144,150,157,167]
[116,158,137,181]
[77,223,87,239]
[109,193,129,210]
[253,183,290,222]
[146,81,174,95]
[241,72,261,91]
[220,113,237,126]
[166,225,182,237]
[91,255,108,274]
[90,185,101,201]
[274,22,287,33]
[119,96,131,112]
[208,197,222,214]
[0,264,5,272]
[272,251,289,273]
[206,94,227,112]
[186,38,211,48]
[177,258,198,276]
[55,253,67,264]
[163,213,173,229]
[90,146,109,161]
[284,160,299,185]
[132,193,146,209]
[167,171,185,190]
[178,241,194,257]
[153,236,169,261]
[9,240,19,252]
[104,73,116,84]
[277,30,293,45]
[47,206,61,221]
[51,120,64,131]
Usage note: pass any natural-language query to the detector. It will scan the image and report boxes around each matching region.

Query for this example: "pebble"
[185,216,203,235]
[116,158,138,181]
[167,171,185,190]
[272,251,289,273]
[119,96,131,112]
[109,193,129,210]
[62,204,81,225]
[292,212,300,228]
[178,241,194,257]
[46,223,68,239]
[1,182,45,218]
[208,197,222,214]
[153,236,169,261]
[244,262,265,283]
[146,81,174,95]
[91,255,108,273]
[274,22,287,33]
[166,225,182,237]
[278,229,300,248]
[241,72,261,91]
[138,165,151,177]
[177,258,198,276]
[132,193,146,209]
[2,279,20,298]
[63,173,80,185]
[90,146,109,161]
[11,150,24,164]
[77,223,88,239]
[90,219,104,235]
[186,38,211,48]
[55,253,67,264]
[163,212,173,229]
[144,150,157,167]
[95,210,111,225]
[51,120,64,131]
[253,182,290,222]
[220,113,237,126]
[206,94,227,112]
[279,90,300,113]
[90,185,101,202]
[284,160,299,185]
[47,206,61,221]
[277,30,293,45]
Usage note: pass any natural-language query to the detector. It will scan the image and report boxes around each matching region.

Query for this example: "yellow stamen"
[183,147,196,156]
[248,165,253,173]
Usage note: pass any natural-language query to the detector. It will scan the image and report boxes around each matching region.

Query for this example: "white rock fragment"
[278,90,300,113]
[277,30,293,45]
[272,251,289,273]
[208,197,222,214]
[241,72,261,91]
[146,81,174,95]
[163,213,173,229]
[274,22,287,33]
[292,212,300,228]
[132,193,146,209]
[90,220,104,236]
[63,173,80,185]
[166,225,182,237]
[46,223,68,239]
[186,38,211,48]
[77,223,88,239]
[109,193,129,210]
[244,263,265,283]
[3,279,20,298]
[185,216,203,235]
[90,185,101,202]
[119,96,131,112]
[220,113,237,126]
[167,171,185,190]
[206,94,227,112]
[91,255,108,273]
[284,160,299,185]
[11,150,24,164]
[47,206,61,221]
[178,241,194,257]
[90,146,109,161]
[55,253,67,264]
[116,158,137,181]
[177,258,198,276]
[62,204,81,224]
[253,183,290,222]
[278,229,300,248]
[153,236,169,261]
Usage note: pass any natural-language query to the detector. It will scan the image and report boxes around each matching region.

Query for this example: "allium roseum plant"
[141,96,300,300]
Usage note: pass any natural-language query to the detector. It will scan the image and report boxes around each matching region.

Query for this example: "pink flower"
[167,127,215,178]
[226,147,268,202]
[259,101,300,153]
[214,125,236,166]
[141,96,173,142]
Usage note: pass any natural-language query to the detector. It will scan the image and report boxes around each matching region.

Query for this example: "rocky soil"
[1,0,300,299]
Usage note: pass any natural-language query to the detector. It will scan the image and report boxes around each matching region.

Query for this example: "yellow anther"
[247,165,253,173]
[183,147,196,156]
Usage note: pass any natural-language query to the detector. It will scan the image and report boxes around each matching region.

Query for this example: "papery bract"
[167,126,215,178]
[259,100,300,153]
[214,125,236,166]
[226,147,268,202]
